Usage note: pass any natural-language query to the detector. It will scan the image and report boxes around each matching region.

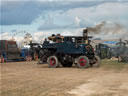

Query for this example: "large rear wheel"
[77,56,89,68]
[47,56,59,68]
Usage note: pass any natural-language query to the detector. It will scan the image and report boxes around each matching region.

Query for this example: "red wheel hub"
[50,58,56,66]
[79,58,86,66]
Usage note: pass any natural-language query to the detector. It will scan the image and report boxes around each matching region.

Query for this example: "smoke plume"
[87,21,128,40]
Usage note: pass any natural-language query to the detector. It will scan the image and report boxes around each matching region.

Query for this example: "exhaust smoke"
[87,21,128,40]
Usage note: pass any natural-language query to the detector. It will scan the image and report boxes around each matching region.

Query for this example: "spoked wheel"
[61,62,73,67]
[92,55,101,67]
[77,56,89,68]
[47,56,59,68]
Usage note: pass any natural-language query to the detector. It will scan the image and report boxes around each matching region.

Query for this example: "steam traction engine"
[39,29,101,68]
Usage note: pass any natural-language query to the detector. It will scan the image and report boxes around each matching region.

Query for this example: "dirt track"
[1,60,128,96]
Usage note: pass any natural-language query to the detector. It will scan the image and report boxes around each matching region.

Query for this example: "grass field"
[101,59,128,71]
[0,60,128,96]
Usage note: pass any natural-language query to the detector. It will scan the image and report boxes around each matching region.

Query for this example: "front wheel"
[92,56,101,67]
[77,56,90,68]
[47,56,60,68]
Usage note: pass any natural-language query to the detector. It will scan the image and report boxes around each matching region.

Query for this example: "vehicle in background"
[0,40,23,63]
[25,42,41,61]
[117,40,128,62]
[95,39,128,61]
[20,48,29,60]
[95,43,112,59]
[118,51,128,62]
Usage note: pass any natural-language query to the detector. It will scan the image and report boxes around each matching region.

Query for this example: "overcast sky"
[0,0,128,43]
